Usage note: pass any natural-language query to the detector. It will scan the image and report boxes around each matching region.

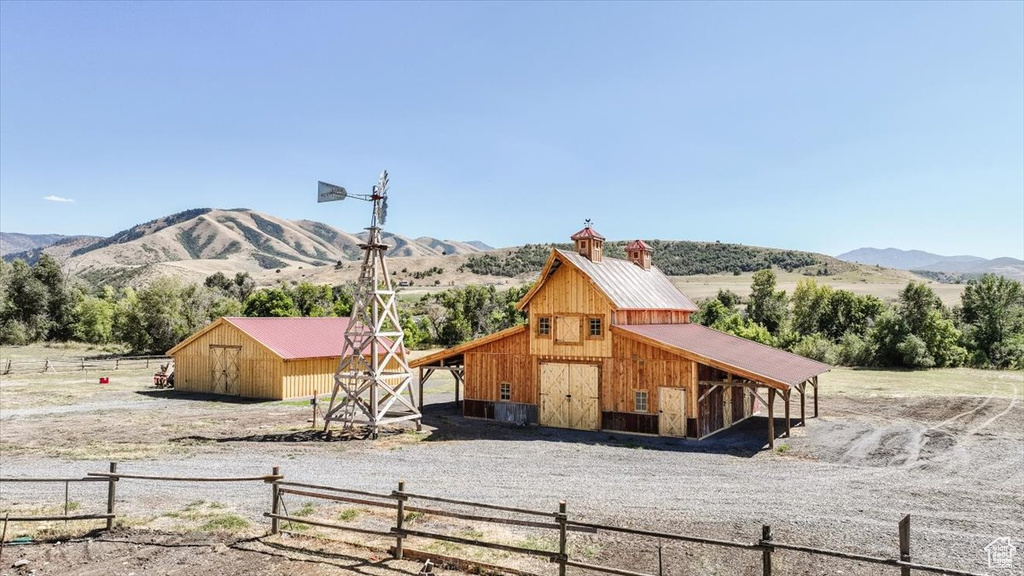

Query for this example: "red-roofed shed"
[167,317,400,399]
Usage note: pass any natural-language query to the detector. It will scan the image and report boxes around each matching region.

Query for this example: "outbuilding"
[412,225,831,446]
[167,316,396,400]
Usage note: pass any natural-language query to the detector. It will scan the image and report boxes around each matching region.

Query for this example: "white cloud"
[43,195,75,203]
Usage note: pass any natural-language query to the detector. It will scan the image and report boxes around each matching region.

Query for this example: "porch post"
[813,375,819,418]
[784,389,791,437]
[418,367,424,412]
[767,388,776,449]
[800,381,806,426]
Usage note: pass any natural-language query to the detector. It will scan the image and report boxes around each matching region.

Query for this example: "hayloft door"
[658,387,687,437]
[539,363,570,428]
[210,345,241,396]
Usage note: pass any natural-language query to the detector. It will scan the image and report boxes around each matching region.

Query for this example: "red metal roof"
[570,226,606,241]
[625,239,651,252]
[615,323,830,388]
[224,317,394,360]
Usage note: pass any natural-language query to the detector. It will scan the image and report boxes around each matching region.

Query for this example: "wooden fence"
[0,464,988,576]
[0,355,170,375]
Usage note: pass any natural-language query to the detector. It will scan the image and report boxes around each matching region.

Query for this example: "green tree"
[32,254,79,341]
[243,288,298,317]
[791,279,832,337]
[74,289,117,344]
[2,259,50,342]
[747,269,788,334]
[959,274,1024,368]
[293,283,333,317]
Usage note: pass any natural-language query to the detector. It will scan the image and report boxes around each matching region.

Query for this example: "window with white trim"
[500,382,511,402]
[634,390,648,413]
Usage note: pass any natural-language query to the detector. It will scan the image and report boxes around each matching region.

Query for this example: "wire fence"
[0,355,171,376]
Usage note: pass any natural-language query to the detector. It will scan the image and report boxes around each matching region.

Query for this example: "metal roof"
[624,239,651,252]
[221,317,392,360]
[554,249,698,311]
[616,323,830,388]
[570,226,605,240]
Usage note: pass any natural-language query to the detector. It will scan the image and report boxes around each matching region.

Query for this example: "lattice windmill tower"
[316,170,421,437]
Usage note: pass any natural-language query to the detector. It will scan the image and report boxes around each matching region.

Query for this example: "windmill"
[317,170,420,437]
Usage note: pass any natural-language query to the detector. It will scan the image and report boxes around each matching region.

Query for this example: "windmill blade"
[380,196,388,225]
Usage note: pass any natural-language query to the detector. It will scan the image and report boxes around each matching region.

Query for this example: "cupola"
[570,219,605,263]
[625,239,652,270]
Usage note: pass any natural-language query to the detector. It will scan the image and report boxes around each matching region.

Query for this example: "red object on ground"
[99,377,109,384]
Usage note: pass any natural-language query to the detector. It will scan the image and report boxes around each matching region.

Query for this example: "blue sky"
[1,1,1021,258]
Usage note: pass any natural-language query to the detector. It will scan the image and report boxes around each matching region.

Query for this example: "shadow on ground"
[135,389,269,405]
[420,401,800,458]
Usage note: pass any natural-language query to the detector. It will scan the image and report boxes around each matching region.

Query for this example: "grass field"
[821,366,1022,398]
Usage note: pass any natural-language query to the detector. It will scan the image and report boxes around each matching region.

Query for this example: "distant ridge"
[0,232,98,257]
[837,247,1023,281]
[3,208,493,284]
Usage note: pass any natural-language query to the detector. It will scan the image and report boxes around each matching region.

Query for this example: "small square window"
[537,316,551,336]
[500,382,511,401]
[588,317,603,337]
[634,390,648,413]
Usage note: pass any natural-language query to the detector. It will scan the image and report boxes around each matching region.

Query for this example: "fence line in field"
[0,355,170,375]
[0,463,989,576]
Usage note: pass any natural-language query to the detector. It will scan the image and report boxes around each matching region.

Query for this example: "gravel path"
[1,384,1022,575]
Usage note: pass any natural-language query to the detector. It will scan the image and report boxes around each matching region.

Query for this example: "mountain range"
[837,248,1023,281]
[2,208,494,286]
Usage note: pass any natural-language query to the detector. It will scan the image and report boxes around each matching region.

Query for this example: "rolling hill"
[4,208,491,286]
[838,247,1023,281]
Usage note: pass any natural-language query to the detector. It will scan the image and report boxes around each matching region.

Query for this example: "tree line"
[692,269,1024,369]
[0,255,526,355]
[2,254,1020,369]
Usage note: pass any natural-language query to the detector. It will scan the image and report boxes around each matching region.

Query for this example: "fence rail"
[0,355,171,376]
[0,463,990,576]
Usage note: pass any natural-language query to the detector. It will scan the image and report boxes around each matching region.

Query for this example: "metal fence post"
[761,524,773,576]
[899,515,911,576]
[271,466,281,535]
[105,462,117,531]
[557,500,568,576]
[395,480,407,559]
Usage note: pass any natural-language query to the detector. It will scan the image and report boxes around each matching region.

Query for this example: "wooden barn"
[412,225,831,446]
[167,316,397,400]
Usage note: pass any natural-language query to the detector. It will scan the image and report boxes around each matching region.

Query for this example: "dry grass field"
[670,269,967,305]
[1,345,1021,575]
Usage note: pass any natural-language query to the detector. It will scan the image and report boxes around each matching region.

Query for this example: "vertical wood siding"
[528,265,614,359]
[608,333,696,417]
[464,328,533,403]
[612,310,691,326]
[172,321,281,399]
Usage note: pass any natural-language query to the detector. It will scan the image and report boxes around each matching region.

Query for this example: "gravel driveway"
[1,377,1021,576]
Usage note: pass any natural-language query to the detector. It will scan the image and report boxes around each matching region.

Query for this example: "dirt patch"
[0,529,464,576]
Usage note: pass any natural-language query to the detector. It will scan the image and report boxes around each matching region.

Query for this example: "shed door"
[659,387,687,437]
[210,345,241,396]
[539,363,570,428]
[568,364,599,430]
[539,362,599,431]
